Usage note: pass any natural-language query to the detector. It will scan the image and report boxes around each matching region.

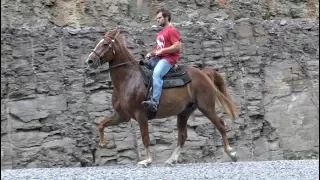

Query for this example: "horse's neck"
[109,43,142,91]
[109,59,141,92]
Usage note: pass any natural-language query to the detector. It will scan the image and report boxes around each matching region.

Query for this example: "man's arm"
[155,41,181,55]
[146,49,157,58]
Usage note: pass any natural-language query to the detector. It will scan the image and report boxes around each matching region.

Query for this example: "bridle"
[91,38,114,67]
[90,35,134,71]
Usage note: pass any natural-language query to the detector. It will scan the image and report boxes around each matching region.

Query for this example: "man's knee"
[152,70,162,79]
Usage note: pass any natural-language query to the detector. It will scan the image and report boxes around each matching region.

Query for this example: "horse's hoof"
[99,142,107,148]
[164,160,176,167]
[138,160,151,168]
[94,118,103,125]
[138,163,148,168]
[225,148,238,162]
[228,151,238,162]
[99,141,116,149]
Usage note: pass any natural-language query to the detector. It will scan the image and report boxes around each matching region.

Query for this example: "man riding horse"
[142,8,182,113]
[85,8,238,167]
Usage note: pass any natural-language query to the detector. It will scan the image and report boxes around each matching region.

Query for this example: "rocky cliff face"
[1,0,319,28]
[1,0,319,169]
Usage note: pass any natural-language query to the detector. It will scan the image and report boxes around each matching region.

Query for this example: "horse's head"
[86,29,121,69]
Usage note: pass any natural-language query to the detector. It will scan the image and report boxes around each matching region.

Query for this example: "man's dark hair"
[156,8,171,22]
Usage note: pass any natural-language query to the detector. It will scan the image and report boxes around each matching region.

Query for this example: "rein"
[107,61,134,71]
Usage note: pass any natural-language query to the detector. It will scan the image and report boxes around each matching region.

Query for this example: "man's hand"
[146,52,155,58]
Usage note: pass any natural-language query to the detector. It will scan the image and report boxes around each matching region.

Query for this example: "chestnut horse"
[85,29,239,167]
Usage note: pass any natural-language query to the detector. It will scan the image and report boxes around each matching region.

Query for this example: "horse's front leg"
[98,111,130,148]
[136,114,152,168]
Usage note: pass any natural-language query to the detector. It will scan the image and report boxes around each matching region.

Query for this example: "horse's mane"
[104,30,138,65]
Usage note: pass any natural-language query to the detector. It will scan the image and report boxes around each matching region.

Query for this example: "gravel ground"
[1,160,319,180]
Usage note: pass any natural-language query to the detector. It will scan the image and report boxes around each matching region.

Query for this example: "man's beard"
[159,22,166,27]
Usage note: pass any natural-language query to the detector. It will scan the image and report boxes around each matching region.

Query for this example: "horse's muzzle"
[86,59,99,69]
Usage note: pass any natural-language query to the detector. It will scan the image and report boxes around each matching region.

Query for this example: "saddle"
[139,60,192,120]
[139,60,191,89]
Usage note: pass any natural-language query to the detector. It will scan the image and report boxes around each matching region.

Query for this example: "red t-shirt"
[155,25,181,65]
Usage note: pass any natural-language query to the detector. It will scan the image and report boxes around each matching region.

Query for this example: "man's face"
[156,12,167,27]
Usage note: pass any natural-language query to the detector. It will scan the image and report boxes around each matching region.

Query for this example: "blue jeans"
[151,58,173,105]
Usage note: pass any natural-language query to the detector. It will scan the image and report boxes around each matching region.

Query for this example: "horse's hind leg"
[198,102,238,162]
[205,110,237,161]
[98,111,130,148]
[165,106,196,167]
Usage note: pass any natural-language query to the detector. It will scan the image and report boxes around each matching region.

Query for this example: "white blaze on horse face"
[94,39,105,51]
[88,39,104,60]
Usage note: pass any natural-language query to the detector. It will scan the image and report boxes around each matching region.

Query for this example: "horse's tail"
[202,67,239,120]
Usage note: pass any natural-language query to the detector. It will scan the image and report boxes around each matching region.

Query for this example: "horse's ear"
[115,29,121,37]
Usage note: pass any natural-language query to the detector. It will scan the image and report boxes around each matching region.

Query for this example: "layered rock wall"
[1,0,319,169]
